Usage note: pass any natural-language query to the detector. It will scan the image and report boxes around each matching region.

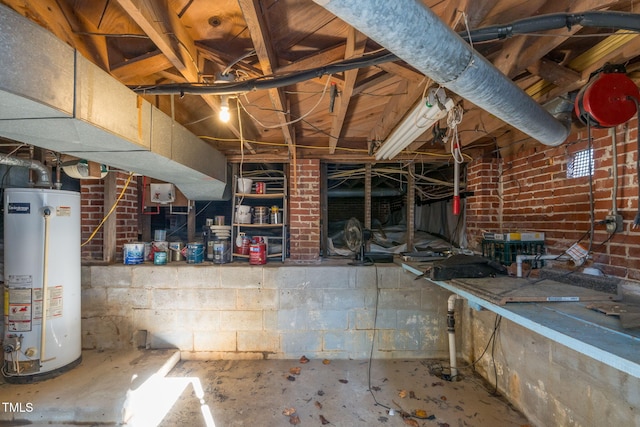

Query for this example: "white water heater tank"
[3,188,81,382]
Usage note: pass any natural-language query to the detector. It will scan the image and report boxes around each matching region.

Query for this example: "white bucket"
[237,177,253,193]
[123,243,145,264]
[236,205,252,223]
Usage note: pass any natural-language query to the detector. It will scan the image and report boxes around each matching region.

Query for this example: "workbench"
[402,262,640,379]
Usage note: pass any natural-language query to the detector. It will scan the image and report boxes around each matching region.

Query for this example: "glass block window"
[567,148,593,178]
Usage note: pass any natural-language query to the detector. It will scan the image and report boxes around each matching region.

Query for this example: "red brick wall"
[80,173,139,261]
[466,119,640,281]
[289,159,321,261]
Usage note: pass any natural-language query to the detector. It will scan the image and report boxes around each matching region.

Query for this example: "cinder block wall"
[459,303,639,427]
[81,264,452,360]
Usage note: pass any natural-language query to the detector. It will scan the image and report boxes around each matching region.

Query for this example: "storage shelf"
[232,171,287,263]
[233,223,283,228]
[235,192,285,199]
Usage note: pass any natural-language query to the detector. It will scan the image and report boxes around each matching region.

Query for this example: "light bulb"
[219,96,230,123]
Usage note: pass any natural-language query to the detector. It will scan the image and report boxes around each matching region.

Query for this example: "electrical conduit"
[447,294,462,380]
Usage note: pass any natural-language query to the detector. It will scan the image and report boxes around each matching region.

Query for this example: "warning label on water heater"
[7,287,33,332]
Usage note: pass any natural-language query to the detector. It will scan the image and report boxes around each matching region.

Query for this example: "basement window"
[567,148,594,178]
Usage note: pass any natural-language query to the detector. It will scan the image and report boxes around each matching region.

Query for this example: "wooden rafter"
[328,28,367,154]
[115,0,256,153]
[238,0,295,150]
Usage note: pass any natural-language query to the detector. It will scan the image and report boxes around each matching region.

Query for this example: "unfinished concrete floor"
[0,350,530,426]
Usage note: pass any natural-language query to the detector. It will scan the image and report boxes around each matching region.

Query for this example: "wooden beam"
[238,0,295,149]
[527,59,582,88]
[110,50,174,81]
[328,28,367,154]
[103,173,118,263]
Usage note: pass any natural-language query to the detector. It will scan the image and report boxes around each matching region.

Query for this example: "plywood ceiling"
[2,0,639,164]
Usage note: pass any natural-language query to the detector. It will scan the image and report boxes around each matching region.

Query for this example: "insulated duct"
[0,156,51,187]
[313,0,570,147]
[0,4,227,200]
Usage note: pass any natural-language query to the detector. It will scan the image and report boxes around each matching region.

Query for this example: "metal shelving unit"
[231,173,287,262]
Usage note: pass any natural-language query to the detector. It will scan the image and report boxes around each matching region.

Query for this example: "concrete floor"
[1,350,530,426]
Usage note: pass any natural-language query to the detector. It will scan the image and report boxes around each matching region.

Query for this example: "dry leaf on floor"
[282,408,296,416]
[409,391,417,399]
[289,367,301,375]
[440,395,447,401]
[338,379,348,384]
[285,375,296,381]
[413,409,428,419]
[315,401,322,409]
[322,359,331,365]
[402,416,419,427]
[319,415,330,425]
[289,415,301,425]
[317,390,325,396]
[299,355,310,364]
[371,386,381,391]
[398,390,407,398]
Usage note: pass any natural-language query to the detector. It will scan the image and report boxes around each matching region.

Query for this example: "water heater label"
[57,206,72,217]
[7,202,30,214]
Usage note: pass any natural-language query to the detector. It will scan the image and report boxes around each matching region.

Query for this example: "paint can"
[255,181,265,194]
[214,215,225,226]
[235,232,251,255]
[249,238,267,265]
[153,251,167,265]
[169,242,184,261]
[213,239,230,264]
[123,243,145,265]
[186,242,205,264]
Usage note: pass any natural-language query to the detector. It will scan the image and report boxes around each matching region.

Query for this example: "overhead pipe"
[312,0,570,147]
[0,155,52,187]
[461,11,640,43]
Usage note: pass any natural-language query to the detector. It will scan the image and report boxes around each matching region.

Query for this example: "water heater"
[3,189,81,382]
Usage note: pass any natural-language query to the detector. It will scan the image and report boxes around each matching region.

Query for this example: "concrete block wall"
[81,264,452,360]
[459,303,639,427]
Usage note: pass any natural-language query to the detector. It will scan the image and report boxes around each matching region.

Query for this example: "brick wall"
[289,159,321,261]
[80,173,139,261]
[466,119,640,281]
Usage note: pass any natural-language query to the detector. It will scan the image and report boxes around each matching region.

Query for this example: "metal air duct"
[313,0,570,147]
[0,4,227,200]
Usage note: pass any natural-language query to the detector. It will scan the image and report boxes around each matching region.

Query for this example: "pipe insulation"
[312,0,570,147]
[0,155,52,187]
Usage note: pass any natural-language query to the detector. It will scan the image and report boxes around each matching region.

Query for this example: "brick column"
[465,157,501,252]
[80,172,139,261]
[289,159,321,261]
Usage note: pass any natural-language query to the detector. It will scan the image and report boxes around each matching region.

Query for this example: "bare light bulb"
[219,96,230,123]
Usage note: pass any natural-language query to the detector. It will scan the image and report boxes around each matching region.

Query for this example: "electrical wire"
[81,173,134,247]
[238,75,333,128]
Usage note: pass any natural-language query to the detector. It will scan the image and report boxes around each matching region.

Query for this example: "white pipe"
[447,294,461,380]
[516,254,570,277]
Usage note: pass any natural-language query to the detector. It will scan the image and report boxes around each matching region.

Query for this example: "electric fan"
[344,217,373,266]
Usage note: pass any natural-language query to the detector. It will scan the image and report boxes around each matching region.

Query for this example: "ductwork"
[0,4,227,200]
[0,156,51,187]
[312,0,570,147]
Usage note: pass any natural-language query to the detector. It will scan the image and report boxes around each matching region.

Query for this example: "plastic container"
[154,229,166,241]
[237,177,253,193]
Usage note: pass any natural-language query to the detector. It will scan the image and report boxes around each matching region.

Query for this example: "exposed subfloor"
[0,350,531,426]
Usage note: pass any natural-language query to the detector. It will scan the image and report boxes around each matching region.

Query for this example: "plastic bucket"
[237,177,253,193]
[123,243,145,265]
[186,242,205,264]
[236,205,252,223]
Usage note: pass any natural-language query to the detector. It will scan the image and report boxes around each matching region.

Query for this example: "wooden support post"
[103,172,118,262]
[320,162,328,257]
[364,164,372,252]
[406,165,415,252]
[187,201,196,242]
